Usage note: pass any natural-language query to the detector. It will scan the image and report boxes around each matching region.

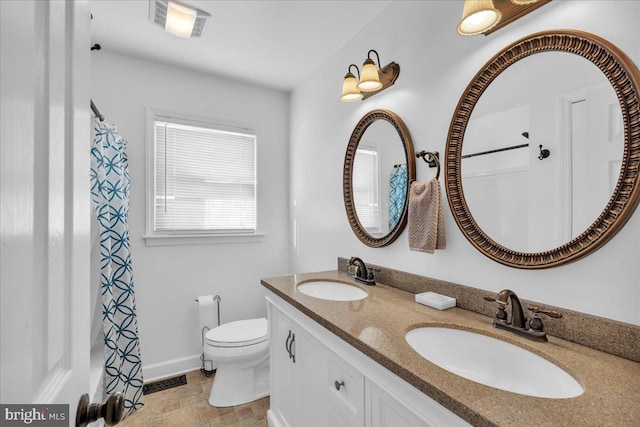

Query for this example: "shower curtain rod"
[91,99,104,122]
[90,41,104,121]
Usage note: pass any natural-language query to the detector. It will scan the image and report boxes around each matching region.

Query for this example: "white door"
[566,84,623,236]
[0,0,91,423]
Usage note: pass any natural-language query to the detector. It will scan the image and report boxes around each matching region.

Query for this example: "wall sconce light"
[358,50,384,92]
[510,0,542,4]
[339,50,400,102]
[457,0,502,36]
[340,65,363,102]
[149,0,211,38]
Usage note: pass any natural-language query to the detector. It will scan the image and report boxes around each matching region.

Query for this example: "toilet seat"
[205,318,267,348]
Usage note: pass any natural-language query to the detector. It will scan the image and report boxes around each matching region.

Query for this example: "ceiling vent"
[149,0,211,38]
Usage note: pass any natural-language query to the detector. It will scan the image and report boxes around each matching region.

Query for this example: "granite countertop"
[261,270,640,427]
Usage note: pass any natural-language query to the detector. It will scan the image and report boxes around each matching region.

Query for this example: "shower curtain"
[389,164,408,230]
[90,118,144,415]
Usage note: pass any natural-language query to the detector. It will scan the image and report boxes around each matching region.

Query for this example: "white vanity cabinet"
[266,293,471,427]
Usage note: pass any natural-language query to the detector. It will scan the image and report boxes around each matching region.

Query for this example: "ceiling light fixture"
[165,1,197,38]
[149,0,211,38]
[340,50,400,102]
[457,0,502,36]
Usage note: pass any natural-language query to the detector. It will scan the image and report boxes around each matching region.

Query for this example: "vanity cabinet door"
[269,305,296,427]
[293,325,324,426]
[268,302,325,427]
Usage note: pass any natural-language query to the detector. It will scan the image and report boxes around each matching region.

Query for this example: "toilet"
[203,317,270,407]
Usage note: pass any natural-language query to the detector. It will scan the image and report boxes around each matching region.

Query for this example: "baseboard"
[267,410,281,427]
[142,354,203,383]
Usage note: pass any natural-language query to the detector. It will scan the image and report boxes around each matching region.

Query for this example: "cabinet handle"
[290,333,296,363]
[285,330,292,359]
[286,330,293,360]
[334,380,345,391]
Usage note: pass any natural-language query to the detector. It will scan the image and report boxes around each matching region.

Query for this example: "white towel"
[408,178,446,253]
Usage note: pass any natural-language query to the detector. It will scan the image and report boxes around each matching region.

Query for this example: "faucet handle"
[367,267,380,278]
[483,295,508,322]
[483,295,507,305]
[527,306,562,319]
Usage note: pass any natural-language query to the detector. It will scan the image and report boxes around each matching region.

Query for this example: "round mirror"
[446,30,640,268]
[344,110,416,247]
[463,51,621,253]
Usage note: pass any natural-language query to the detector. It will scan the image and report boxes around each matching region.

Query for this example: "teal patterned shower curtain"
[389,164,408,230]
[90,118,144,415]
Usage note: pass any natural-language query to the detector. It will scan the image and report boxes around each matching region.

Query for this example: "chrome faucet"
[348,257,376,286]
[484,289,562,342]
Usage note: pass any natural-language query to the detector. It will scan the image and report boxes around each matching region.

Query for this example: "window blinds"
[154,120,256,233]
[352,147,380,231]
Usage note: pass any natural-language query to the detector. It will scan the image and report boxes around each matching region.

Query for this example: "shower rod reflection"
[462,143,529,159]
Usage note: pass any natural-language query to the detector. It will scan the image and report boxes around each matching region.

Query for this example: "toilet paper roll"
[197,295,217,335]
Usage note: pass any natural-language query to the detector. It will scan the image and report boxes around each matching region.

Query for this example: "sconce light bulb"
[457,0,502,36]
[340,72,363,102]
[357,58,383,92]
[510,0,541,5]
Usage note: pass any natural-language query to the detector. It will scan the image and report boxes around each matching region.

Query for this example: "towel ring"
[416,150,440,180]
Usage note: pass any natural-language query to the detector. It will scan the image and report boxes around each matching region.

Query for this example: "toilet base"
[208,356,270,407]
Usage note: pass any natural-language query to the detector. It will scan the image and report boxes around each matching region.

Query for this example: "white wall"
[289,1,640,325]
[92,51,290,380]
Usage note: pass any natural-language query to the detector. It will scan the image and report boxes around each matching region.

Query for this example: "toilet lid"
[205,318,267,348]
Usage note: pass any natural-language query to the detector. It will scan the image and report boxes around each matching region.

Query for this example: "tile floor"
[123,370,269,426]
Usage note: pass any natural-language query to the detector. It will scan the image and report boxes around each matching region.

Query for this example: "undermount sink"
[405,327,583,399]
[297,280,368,301]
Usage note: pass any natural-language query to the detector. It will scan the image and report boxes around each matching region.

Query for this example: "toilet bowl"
[203,317,269,407]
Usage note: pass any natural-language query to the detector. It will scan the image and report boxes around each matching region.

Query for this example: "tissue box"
[415,291,456,310]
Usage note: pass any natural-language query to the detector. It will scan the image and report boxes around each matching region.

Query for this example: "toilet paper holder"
[195,295,222,327]
[196,295,222,376]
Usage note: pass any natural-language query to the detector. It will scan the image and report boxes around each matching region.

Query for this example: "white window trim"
[143,107,265,246]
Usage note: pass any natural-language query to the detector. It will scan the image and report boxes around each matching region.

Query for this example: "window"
[352,146,380,232]
[145,109,261,245]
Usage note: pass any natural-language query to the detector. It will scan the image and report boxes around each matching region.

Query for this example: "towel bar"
[415,150,440,179]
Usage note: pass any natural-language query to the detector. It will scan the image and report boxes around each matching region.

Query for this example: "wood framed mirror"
[446,30,640,269]
[344,110,416,247]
